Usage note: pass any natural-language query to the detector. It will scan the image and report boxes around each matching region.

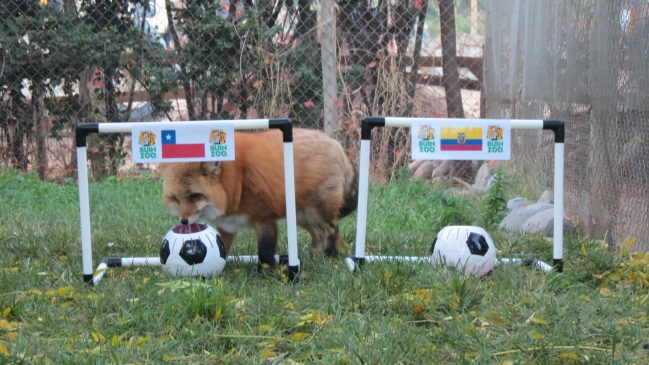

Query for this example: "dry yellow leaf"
[27,289,42,295]
[261,348,276,358]
[215,307,222,319]
[143,277,150,284]
[57,286,73,296]
[259,325,271,331]
[300,311,316,322]
[559,352,580,360]
[624,238,636,252]
[137,336,150,346]
[91,332,105,342]
[579,295,591,301]
[293,333,309,341]
[0,320,17,331]
[0,342,8,357]
[4,332,17,342]
[528,331,545,340]
[492,316,505,324]
[2,308,10,319]
[413,305,425,315]
[499,361,514,365]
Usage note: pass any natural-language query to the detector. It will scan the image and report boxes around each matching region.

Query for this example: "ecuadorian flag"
[440,127,483,151]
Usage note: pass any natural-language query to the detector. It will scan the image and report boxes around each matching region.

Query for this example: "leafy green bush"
[478,168,509,228]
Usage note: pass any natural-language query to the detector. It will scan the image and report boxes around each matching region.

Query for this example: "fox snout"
[177,206,201,225]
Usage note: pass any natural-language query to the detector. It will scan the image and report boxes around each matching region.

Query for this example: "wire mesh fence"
[484,0,649,251]
[1,0,485,180]
[9,1,648,250]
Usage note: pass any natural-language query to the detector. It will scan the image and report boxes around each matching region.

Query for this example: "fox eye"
[189,193,202,201]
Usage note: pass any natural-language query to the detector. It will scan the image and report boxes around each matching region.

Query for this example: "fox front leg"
[254,221,278,269]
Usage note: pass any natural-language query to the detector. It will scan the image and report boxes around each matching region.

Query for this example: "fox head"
[159,162,228,225]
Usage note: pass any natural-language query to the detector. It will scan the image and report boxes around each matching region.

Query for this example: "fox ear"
[201,161,221,176]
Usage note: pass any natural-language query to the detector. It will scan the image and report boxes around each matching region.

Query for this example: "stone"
[507,197,528,210]
[413,161,436,180]
[521,209,576,237]
[408,160,426,172]
[499,203,554,232]
[431,160,452,180]
[518,200,534,209]
[538,190,553,204]
[474,162,492,188]
[486,175,497,189]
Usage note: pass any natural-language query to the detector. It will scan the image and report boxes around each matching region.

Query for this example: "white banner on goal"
[131,121,236,163]
[410,119,511,160]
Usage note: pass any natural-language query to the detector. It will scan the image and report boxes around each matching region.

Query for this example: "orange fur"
[160,128,358,267]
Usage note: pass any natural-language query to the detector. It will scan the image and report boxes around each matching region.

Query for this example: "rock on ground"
[474,162,492,188]
[521,209,576,237]
[538,190,554,204]
[507,197,529,210]
[499,203,554,232]
[409,160,426,172]
[413,161,436,180]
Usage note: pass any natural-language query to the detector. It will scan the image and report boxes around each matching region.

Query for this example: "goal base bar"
[344,255,555,273]
[89,254,298,285]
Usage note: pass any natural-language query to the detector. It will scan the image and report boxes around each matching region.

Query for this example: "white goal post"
[75,119,300,285]
[345,117,565,274]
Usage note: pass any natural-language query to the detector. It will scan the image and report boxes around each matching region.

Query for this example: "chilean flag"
[161,130,205,159]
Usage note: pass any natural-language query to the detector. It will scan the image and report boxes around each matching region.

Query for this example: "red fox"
[159,128,358,268]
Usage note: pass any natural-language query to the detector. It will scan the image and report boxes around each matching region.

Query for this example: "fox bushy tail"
[339,153,359,218]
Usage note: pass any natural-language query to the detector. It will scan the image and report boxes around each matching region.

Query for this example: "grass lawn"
[0,168,648,364]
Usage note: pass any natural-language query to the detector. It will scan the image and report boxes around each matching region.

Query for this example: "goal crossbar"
[75,119,300,285]
[345,117,565,273]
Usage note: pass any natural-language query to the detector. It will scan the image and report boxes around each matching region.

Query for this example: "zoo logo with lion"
[209,129,228,157]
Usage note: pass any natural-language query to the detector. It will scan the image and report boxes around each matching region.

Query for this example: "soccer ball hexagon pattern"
[160,223,227,277]
[430,225,497,277]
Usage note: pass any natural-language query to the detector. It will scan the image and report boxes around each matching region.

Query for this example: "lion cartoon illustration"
[138,131,156,146]
[487,125,504,141]
[418,125,435,140]
[210,129,227,145]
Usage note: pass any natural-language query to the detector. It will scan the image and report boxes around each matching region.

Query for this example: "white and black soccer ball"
[159,223,227,277]
[430,225,496,277]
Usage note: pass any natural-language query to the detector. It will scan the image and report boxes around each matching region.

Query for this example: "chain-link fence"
[5,0,646,249]
[1,0,485,181]
[484,0,649,251]
[333,0,485,181]
[1,0,330,179]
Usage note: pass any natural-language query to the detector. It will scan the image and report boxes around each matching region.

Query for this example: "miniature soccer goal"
[345,117,565,274]
[75,119,300,285]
